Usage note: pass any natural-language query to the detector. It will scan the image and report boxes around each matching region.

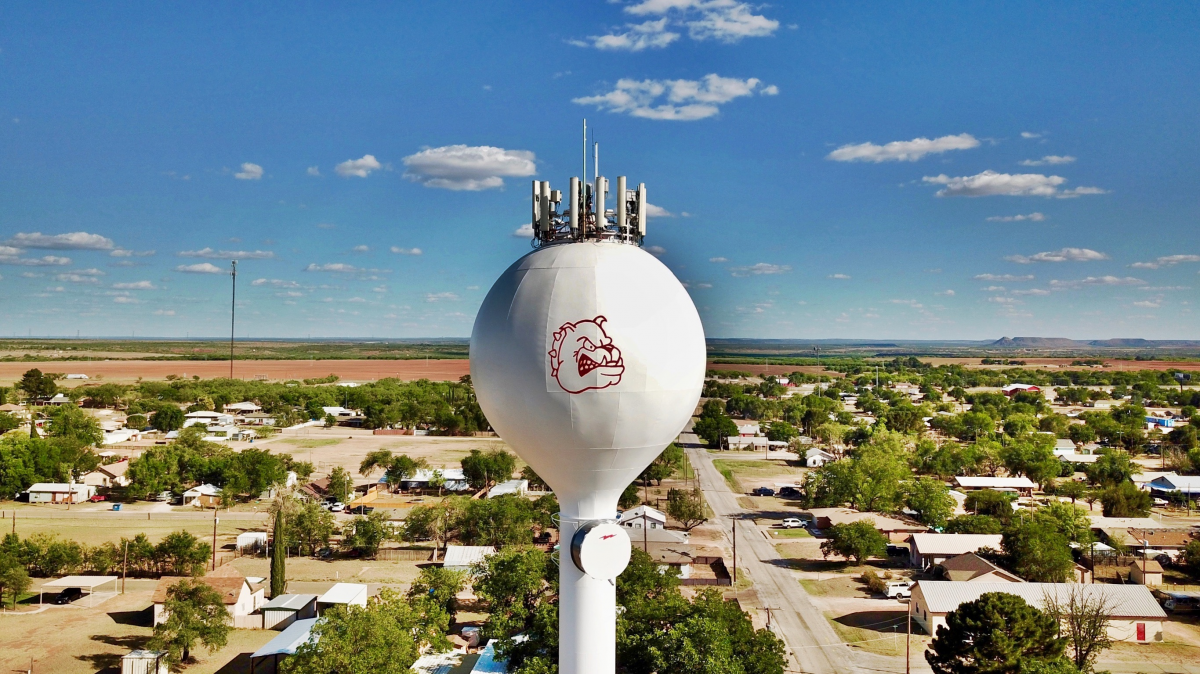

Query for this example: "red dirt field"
[0,359,473,384]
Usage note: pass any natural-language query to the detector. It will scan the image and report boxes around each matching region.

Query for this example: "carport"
[39,575,118,607]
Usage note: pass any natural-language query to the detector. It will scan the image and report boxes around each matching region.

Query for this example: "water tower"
[471,138,705,674]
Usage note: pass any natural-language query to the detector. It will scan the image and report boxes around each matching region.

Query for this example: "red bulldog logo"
[548,315,625,394]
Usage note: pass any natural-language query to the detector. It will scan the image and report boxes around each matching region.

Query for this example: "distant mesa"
[990,337,1081,348]
[991,336,1200,348]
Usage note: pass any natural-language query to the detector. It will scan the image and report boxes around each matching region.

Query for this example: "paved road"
[687,445,853,674]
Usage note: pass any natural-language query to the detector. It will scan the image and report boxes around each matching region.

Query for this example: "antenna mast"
[229,260,237,379]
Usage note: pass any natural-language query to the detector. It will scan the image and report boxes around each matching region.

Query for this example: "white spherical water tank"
[471,239,705,674]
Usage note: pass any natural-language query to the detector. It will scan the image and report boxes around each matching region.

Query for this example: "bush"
[861,570,889,595]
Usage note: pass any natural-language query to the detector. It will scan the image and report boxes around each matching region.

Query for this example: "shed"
[237,532,269,552]
[909,581,1166,643]
[261,593,318,630]
[120,650,168,674]
[316,583,368,613]
[249,618,317,674]
[1130,560,1164,587]
[488,479,528,498]
[443,545,497,572]
[953,476,1036,495]
[39,575,118,607]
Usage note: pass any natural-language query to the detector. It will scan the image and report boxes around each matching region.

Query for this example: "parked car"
[1153,498,1169,507]
[55,587,83,605]
[348,505,374,515]
[156,491,173,502]
[780,518,804,529]
[752,487,775,497]
[330,502,346,513]
[1154,589,1200,613]
[778,486,800,498]
[885,581,914,599]
[886,544,909,558]
[89,494,107,502]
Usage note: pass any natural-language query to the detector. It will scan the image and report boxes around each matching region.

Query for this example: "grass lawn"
[827,615,928,658]
[711,458,803,495]
[766,527,812,539]
[277,437,343,449]
[13,515,264,548]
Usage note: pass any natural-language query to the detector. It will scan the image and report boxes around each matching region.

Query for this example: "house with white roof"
[805,448,836,467]
[488,479,528,498]
[620,505,667,530]
[316,583,368,613]
[442,545,497,572]
[182,483,221,507]
[183,411,234,427]
[909,581,1166,642]
[224,401,262,414]
[1148,475,1200,497]
[953,476,1037,495]
[397,468,470,492]
[25,482,95,503]
[907,533,1004,569]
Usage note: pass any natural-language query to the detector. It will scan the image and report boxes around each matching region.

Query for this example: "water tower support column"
[559,516,617,674]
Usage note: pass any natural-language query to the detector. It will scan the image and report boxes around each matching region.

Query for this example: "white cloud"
[73,268,105,276]
[982,286,1007,291]
[729,262,791,277]
[112,296,141,304]
[827,273,851,279]
[305,263,363,273]
[1049,276,1146,288]
[110,248,155,257]
[1019,155,1076,166]
[696,283,713,289]
[935,290,955,296]
[390,247,422,255]
[1133,300,1161,308]
[1021,132,1043,139]
[276,291,304,298]
[709,256,728,263]
[335,155,382,178]
[513,223,535,238]
[113,280,156,290]
[175,263,226,274]
[234,162,264,180]
[1005,247,1108,263]
[988,296,1021,304]
[307,166,321,177]
[347,297,367,303]
[0,246,21,256]
[372,285,387,293]
[889,299,924,308]
[922,170,1104,198]
[646,245,667,256]
[572,18,681,51]
[624,0,780,43]
[974,273,1035,281]
[1130,254,1200,270]
[153,309,175,316]
[645,203,674,217]
[1011,288,1051,296]
[826,133,979,163]
[402,145,536,191]
[55,273,101,284]
[573,74,776,121]
[425,292,460,302]
[0,254,72,266]
[179,247,275,260]
[252,278,300,288]
[987,212,1045,222]
[7,231,115,250]
[352,245,369,253]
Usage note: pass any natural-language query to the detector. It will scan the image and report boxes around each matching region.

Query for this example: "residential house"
[81,460,131,489]
[102,428,143,445]
[1148,475,1200,498]
[488,479,528,498]
[805,448,836,467]
[25,482,95,503]
[937,553,1023,583]
[1001,384,1040,396]
[908,534,1004,569]
[909,581,1166,643]
[734,420,761,437]
[804,508,928,542]
[620,505,667,531]
[225,401,263,414]
[152,566,265,626]
[1132,472,1178,491]
[182,483,221,507]
[398,468,470,492]
[183,411,234,428]
[241,412,277,426]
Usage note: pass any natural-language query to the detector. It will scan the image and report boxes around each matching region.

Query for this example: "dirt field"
[262,428,513,477]
[0,358,472,385]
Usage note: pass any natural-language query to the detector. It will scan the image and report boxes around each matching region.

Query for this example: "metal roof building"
[907,534,1003,569]
[249,618,317,674]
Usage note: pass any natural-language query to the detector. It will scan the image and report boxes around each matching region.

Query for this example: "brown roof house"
[937,553,1023,583]
[908,533,1003,569]
[152,565,265,627]
[804,508,927,543]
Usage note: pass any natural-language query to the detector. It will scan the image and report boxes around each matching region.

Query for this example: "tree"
[944,515,1003,535]
[271,510,286,598]
[327,466,353,503]
[154,531,210,576]
[0,553,31,608]
[284,498,337,556]
[280,588,450,674]
[149,579,231,666]
[46,405,103,447]
[926,592,1066,674]
[1180,540,1200,579]
[964,489,1016,519]
[461,449,516,490]
[474,547,554,642]
[151,406,185,432]
[1002,521,1075,583]
[904,478,956,528]
[1099,481,1152,517]
[407,566,466,622]
[765,421,797,443]
[1041,585,1116,674]
[820,520,886,564]
[342,511,393,557]
[666,488,706,530]
[1055,480,1087,506]
[324,413,337,428]
[0,412,20,434]
[1067,424,1096,447]
[1085,449,1139,487]
[693,412,738,449]
[17,369,56,400]
[619,482,641,509]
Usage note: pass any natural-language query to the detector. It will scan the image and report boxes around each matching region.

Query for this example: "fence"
[373,548,436,562]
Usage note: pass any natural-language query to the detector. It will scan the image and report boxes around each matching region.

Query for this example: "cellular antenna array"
[530,120,648,246]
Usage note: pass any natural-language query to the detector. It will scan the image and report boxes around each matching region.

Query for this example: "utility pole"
[229,260,237,380]
[906,605,912,674]
[731,517,737,584]
[814,346,821,394]
[211,510,219,571]
[121,540,128,594]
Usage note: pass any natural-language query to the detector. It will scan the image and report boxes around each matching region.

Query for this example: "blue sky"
[2,1,1198,340]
